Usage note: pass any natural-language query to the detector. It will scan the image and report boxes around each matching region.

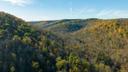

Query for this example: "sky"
[0,0,128,21]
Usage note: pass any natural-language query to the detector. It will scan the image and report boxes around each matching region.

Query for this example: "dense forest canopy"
[0,12,128,72]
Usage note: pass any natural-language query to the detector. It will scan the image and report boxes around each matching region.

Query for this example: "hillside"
[0,12,128,72]
[72,19,128,71]
[30,18,128,72]
[0,12,65,72]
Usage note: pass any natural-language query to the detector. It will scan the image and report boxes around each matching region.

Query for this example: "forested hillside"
[0,12,128,72]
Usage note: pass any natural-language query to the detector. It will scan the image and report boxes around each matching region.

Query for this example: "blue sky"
[0,0,128,21]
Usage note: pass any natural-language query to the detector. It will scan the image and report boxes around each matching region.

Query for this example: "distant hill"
[29,18,99,33]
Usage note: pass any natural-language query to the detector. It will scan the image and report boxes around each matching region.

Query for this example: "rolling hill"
[0,12,128,72]
[30,18,128,72]
[29,18,99,33]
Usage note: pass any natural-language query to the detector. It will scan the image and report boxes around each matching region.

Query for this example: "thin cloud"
[2,0,32,6]
[77,8,128,18]
[77,8,96,16]
[96,9,128,18]
[68,8,128,19]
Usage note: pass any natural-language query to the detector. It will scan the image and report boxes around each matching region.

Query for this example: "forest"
[0,12,128,72]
